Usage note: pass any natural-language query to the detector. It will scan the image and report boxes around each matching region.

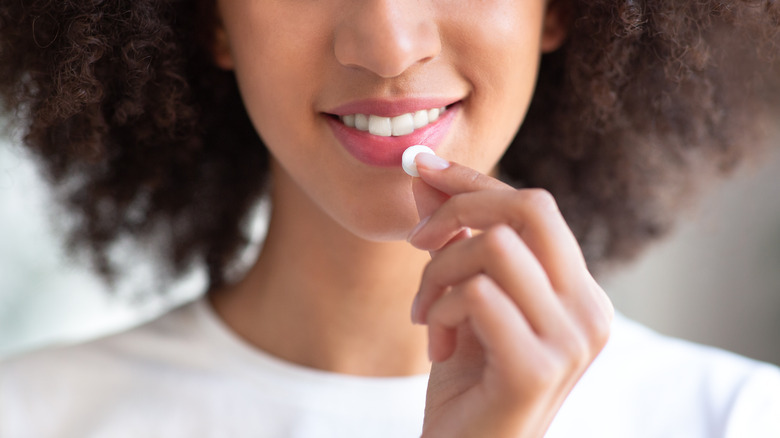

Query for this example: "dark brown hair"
[1,0,778,289]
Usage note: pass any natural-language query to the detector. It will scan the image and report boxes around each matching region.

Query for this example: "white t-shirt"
[1,297,779,438]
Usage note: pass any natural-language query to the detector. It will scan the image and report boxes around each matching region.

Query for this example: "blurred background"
[1,130,779,365]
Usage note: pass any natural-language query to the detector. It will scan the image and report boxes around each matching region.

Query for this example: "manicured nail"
[407,216,431,242]
[415,152,450,171]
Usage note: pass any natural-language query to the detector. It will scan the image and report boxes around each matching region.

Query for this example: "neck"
[210,163,431,377]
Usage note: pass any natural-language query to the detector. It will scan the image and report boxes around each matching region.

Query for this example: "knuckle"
[563,315,611,368]
[561,333,590,365]
[461,276,492,307]
[481,225,517,258]
[586,310,613,352]
[548,322,592,372]
[523,353,566,391]
[582,287,614,351]
[447,195,470,227]
[468,169,482,186]
[522,188,559,213]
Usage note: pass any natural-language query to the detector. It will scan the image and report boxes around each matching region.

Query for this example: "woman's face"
[213,0,567,241]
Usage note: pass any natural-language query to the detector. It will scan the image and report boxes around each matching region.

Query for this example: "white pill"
[402,145,436,177]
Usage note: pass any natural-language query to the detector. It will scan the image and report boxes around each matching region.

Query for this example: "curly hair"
[0,0,778,289]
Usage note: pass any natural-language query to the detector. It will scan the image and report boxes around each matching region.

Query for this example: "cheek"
[220,6,424,241]
[217,0,333,138]
[441,0,545,172]
[224,14,322,145]
[222,5,335,192]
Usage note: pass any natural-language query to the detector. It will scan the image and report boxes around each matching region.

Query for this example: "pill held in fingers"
[402,145,436,177]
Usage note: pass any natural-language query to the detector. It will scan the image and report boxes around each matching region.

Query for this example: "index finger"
[415,153,513,196]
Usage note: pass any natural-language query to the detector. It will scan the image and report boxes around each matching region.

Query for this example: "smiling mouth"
[330,105,450,137]
[325,101,459,167]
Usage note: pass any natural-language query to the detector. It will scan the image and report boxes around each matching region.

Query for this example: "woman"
[1,0,779,436]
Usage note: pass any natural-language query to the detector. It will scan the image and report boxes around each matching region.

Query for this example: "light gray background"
[1,134,779,365]
[603,143,780,365]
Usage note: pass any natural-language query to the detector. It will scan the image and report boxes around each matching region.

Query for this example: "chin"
[325,177,422,242]
[338,204,420,243]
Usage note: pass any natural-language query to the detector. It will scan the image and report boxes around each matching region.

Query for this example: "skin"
[209,0,613,436]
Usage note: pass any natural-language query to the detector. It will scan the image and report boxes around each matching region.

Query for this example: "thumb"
[412,177,449,221]
[411,177,471,255]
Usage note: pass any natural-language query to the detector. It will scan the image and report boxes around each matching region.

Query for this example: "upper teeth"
[341,107,447,137]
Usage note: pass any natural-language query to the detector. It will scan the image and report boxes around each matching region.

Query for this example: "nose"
[333,0,441,78]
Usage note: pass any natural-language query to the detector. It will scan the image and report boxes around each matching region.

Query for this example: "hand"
[408,154,614,438]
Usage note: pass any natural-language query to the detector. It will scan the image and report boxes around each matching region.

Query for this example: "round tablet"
[402,145,436,177]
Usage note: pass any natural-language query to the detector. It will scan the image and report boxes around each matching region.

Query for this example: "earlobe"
[212,26,235,70]
[540,0,571,53]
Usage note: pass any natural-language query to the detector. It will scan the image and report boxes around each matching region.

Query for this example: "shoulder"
[549,313,780,437]
[599,313,776,382]
[2,297,202,365]
[0,299,208,436]
[0,297,208,379]
[722,362,780,437]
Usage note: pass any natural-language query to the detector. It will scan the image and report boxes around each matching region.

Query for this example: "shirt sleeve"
[724,363,780,437]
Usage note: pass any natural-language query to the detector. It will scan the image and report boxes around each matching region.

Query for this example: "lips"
[325,98,460,167]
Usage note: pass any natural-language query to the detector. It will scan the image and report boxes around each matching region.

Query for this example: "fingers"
[412,177,449,222]
[409,188,587,293]
[415,153,513,195]
[411,158,587,292]
[413,225,570,341]
[409,158,613,369]
[412,157,613,435]
[426,274,539,364]
[425,272,610,394]
[416,224,607,364]
[412,172,472,258]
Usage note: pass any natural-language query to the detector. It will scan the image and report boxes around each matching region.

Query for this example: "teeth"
[391,113,414,136]
[355,114,369,131]
[412,110,428,129]
[427,108,440,122]
[340,106,448,136]
[368,115,392,137]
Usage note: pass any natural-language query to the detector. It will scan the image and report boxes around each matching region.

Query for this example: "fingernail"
[407,216,430,242]
[415,153,450,171]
